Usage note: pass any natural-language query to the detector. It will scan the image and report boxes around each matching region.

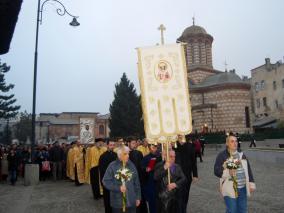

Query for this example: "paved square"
[0,148,283,213]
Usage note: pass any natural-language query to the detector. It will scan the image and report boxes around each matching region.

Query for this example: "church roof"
[177,24,213,42]
[182,25,207,36]
[191,71,249,88]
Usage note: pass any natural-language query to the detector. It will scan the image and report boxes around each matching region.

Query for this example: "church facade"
[35,112,110,144]
[177,23,252,134]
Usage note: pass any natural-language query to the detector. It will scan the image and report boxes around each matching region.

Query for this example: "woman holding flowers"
[102,145,141,213]
[214,135,256,213]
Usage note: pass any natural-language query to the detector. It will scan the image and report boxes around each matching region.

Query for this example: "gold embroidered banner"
[137,43,192,143]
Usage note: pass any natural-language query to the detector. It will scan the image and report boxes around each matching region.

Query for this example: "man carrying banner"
[154,150,186,213]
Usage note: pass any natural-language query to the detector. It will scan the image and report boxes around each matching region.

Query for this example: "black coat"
[49,146,64,162]
[154,161,186,213]
[99,150,117,183]
[129,149,143,182]
[174,142,198,181]
[7,153,17,171]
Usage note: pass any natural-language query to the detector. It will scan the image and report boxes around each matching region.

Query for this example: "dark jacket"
[154,161,186,213]
[214,149,254,182]
[141,152,162,186]
[102,159,141,208]
[49,146,64,162]
[129,149,143,182]
[21,150,32,164]
[7,153,18,171]
[99,150,117,184]
[174,142,198,181]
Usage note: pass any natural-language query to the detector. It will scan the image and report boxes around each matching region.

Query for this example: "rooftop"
[191,71,249,88]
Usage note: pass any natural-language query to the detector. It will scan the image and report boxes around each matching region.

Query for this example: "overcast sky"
[1,0,284,115]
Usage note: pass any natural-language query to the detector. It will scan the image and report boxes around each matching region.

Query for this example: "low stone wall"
[244,148,284,164]
[24,164,39,186]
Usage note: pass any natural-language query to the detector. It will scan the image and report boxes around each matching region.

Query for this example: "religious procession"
[63,135,200,213]
[0,132,256,213]
[1,34,258,213]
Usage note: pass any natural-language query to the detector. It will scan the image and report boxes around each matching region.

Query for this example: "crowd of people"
[98,136,199,213]
[0,133,256,213]
[0,142,69,184]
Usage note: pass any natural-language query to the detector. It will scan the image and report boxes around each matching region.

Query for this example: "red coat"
[194,140,201,153]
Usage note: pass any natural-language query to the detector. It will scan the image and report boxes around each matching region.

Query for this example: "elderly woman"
[214,135,256,213]
[102,145,141,213]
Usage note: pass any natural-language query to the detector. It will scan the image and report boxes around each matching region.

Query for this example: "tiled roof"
[191,71,249,89]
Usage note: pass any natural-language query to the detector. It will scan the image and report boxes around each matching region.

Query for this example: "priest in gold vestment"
[73,140,85,185]
[66,141,76,180]
[137,139,150,156]
[85,139,107,199]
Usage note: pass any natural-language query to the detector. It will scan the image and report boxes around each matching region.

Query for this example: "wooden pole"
[161,143,164,160]
[166,141,170,185]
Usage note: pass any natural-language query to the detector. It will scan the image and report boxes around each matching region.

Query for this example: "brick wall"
[191,88,252,134]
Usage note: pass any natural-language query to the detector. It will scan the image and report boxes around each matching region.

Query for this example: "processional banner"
[80,118,95,144]
[137,43,192,143]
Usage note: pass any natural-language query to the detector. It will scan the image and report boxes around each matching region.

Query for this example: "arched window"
[245,106,250,128]
[99,125,105,135]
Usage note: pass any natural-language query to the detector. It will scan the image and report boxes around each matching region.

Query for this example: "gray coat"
[102,159,141,208]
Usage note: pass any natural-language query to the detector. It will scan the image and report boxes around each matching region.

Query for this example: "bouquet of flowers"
[225,157,241,197]
[115,167,133,212]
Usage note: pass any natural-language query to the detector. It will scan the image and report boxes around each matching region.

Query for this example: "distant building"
[177,22,252,133]
[35,112,110,144]
[251,58,284,128]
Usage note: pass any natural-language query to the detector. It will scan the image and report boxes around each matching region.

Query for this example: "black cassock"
[174,142,198,213]
[154,161,186,213]
[129,150,148,213]
[99,150,117,213]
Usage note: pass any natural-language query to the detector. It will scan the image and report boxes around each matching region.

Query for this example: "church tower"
[177,20,214,72]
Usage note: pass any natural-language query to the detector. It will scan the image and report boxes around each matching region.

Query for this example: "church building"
[177,22,252,133]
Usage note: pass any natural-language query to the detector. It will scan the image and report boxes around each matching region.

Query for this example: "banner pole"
[166,141,170,185]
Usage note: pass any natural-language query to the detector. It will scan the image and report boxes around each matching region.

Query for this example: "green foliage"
[109,73,144,138]
[15,111,32,142]
[277,120,284,129]
[0,122,12,144]
[0,60,20,119]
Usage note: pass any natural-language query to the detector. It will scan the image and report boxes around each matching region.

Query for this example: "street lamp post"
[31,0,79,152]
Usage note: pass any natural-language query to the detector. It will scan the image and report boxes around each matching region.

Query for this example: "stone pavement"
[0,148,283,213]
[188,148,284,213]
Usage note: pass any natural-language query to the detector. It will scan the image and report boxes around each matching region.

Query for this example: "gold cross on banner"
[158,24,166,45]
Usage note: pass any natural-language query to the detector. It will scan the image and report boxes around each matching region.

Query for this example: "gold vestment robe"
[73,146,85,183]
[137,145,150,156]
[66,147,75,180]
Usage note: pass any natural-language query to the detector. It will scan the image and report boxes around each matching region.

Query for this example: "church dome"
[177,24,213,43]
[182,25,207,36]
[191,71,248,88]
